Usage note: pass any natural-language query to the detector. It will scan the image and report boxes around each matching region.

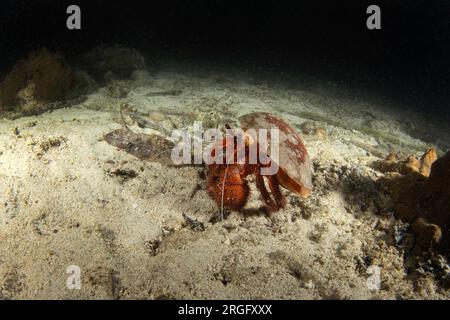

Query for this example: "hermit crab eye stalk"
[243,131,255,147]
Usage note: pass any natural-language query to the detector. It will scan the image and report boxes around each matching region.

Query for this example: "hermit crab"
[207,112,313,214]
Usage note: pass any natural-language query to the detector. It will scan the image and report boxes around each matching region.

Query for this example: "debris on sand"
[145,89,183,97]
[107,168,138,181]
[103,128,174,165]
[119,103,173,136]
[182,213,205,232]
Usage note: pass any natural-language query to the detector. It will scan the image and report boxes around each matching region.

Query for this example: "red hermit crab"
[207,112,313,214]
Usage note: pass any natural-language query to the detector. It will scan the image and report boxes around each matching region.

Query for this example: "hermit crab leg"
[268,175,286,210]
[255,173,277,211]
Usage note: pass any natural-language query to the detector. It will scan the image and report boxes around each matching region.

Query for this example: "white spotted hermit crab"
[207,112,313,214]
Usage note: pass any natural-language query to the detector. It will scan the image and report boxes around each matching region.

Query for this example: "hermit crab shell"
[239,112,313,198]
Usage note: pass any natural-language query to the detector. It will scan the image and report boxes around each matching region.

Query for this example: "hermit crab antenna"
[220,165,229,221]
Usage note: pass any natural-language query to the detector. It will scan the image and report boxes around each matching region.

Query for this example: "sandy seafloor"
[0,65,449,299]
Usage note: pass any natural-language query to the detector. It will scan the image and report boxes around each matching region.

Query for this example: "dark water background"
[0,0,449,124]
